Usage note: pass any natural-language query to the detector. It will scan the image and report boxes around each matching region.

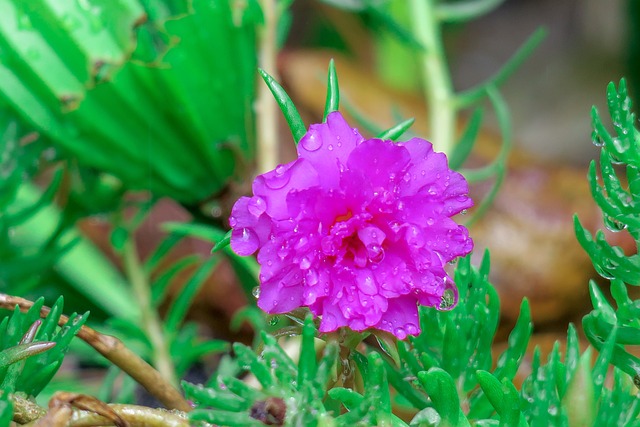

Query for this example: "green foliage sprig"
[183,253,640,426]
[0,297,86,397]
[576,79,640,386]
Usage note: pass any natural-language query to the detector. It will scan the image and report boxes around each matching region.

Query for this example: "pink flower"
[230,112,473,339]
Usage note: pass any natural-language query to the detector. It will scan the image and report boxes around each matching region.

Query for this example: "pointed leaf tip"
[258,68,306,143]
[323,59,340,121]
[376,118,415,141]
[212,230,232,253]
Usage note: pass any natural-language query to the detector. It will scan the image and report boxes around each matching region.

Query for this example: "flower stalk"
[122,238,178,389]
[409,0,456,155]
[256,0,280,173]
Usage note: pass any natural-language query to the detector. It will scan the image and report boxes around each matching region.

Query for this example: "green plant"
[576,79,640,387]
[0,297,86,397]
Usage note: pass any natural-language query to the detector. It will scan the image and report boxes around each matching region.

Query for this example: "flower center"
[320,212,386,267]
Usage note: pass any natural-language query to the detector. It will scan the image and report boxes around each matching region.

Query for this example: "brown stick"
[0,294,192,412]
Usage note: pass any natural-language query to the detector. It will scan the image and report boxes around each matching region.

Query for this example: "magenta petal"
[230,227,260,255]
[347,139,411,188]
[257,268,304,313]
[297,111,364,189]
[373,296,421,339]
[253,159,319,220]
[229,196,272,255]
[318,300,349,333]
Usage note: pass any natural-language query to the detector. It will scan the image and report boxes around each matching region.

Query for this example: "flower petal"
[297,111,364,189]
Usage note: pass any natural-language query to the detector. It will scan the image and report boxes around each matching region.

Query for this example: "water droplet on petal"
[235,228,260,254]
[301,133,322,151]
[306,269,319,286]
[438,282,458,311]
[264,165,291,189]
[328,144,334,151]
[426,217,435,226]
[394,327,407,340]
[405,323,419,335]
[300,257,311,269]
[344,306,353,319]
[367,244,385,263]
[277,243,289,259]
[359,275,377,295]
[248,197,267,217]
[322,313,338,331]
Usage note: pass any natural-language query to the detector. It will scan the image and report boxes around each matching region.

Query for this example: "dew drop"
[394,327,407,340]
[439,287,458,311]
[366,244,385,263]
[300,257,311,269]
[323,313,338,331]
[305,290,317,303]
[277,243,289,259]
[247,197,267,217]
[328,144,334,151]
[301,133,322,151]
[306,269,319,286]
[344,306,353,319]
[269,316,280,326]
[237,228,260,254]
[405,323,419,335]
[426,217,435,226]
[592,132,605,147]
[604,215,627,232]
[252,286,261,298]
[264,165,291,189]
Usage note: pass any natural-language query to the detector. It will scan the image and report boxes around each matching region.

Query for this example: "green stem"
[256,0,279,173]
[409,0,456,154]
[122,238,177,387]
